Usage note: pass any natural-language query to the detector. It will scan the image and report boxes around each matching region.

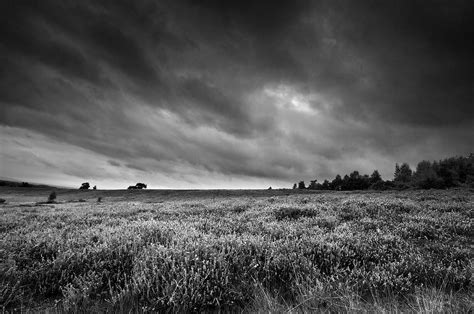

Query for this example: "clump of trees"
[297,169,386,191]
[79,182,90,190]
[411,155,474,189]
[293,154,474,191]
[128,183,147,190]
[79,183,98,190]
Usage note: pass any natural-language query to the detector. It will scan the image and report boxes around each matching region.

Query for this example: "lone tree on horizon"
[79,182,90,190]
[128,183,147,190]
[135,183,147,189]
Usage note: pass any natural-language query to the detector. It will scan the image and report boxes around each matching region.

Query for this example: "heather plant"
[0,189,472,312]
[273,207,318,220]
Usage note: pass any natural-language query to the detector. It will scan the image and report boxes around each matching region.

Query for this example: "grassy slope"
[1,187,473,312]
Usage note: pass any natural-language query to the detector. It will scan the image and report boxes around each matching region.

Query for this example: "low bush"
[231,204,249,213]
[48,191,57,203]
[274,207,318,220]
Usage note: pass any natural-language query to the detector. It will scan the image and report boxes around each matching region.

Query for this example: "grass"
[0,187,472,312]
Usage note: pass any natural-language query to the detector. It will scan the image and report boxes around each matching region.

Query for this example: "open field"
[1,187,473,312]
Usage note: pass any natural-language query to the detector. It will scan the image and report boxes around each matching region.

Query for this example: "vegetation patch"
[231,204,250,213]
[0,188,472,312]
[274,207,319,220]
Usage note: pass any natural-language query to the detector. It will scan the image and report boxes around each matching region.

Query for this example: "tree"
[331,174,343,190]
[399,163,413,183]
[394,163,412,183]
[349,171,360,190]
[341,175,350,190]
[308,180,318,190]
[437,158,460,187]
[93,185,97,190]
[298,181,306,189]
[370,170,382,184]
[79,182,90,190]
[414,160,439,189]
[292,183,297,189]
[135,183,147,189]
[394,163,401,181]
[362,174,371,189]
[321,179,330,190]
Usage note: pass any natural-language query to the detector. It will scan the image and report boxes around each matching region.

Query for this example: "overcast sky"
[1,0,473,189]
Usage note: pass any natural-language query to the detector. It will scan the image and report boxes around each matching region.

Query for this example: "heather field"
[1,187,473,312]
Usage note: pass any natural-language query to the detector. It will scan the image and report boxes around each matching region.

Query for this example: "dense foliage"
[128,183,148,190]
[1,188,472,312]
[79,182,90,190]
[298,154,474,191]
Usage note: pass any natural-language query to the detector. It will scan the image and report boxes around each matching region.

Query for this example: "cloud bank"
[1,0,473,188]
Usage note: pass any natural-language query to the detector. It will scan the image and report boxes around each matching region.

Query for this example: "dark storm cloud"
[1,0,473,187]
[125,163,147,172]
[322,0,474,127]
[108,160,121,167]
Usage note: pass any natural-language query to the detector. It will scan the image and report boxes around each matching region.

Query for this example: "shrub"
[274,207,318,220]
[338,204,361,221]
[232,204,249,213]
[48,191,57,203]
[370,181,388,190]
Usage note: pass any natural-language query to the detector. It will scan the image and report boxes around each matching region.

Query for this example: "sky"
[1,0,473,189]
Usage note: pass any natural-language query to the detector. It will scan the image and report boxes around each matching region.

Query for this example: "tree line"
[293,154,474,191]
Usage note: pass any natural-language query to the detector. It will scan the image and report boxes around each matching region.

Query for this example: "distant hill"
[0,179,62,189]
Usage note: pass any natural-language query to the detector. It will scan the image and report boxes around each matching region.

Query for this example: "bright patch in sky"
[264,85,316,114]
